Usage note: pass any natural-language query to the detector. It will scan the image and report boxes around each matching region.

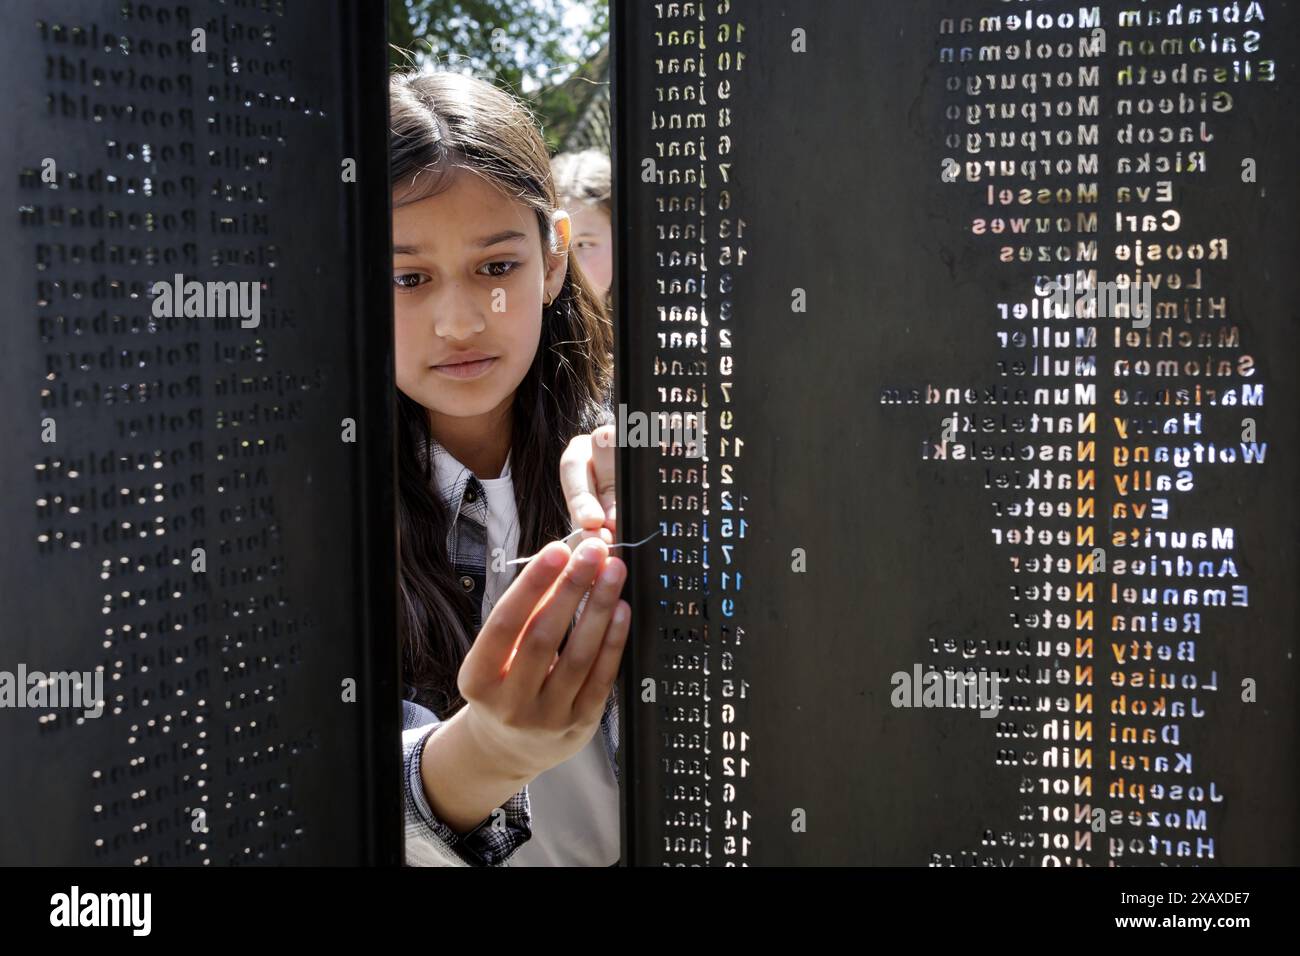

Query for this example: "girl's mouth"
[432,356,498,380]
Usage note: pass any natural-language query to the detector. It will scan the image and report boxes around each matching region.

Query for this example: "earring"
[544,293,554,307]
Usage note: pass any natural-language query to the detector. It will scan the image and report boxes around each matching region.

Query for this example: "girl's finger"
[560,434,606,529]
[588,426,617,525]
[539,556,625,708]
[464,541,571,682]
[572,600,630,723]
[507,537,608,696]
[573,527,614,546]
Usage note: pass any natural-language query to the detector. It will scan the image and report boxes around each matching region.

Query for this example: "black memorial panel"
[614,0,1299,865]
[0,1,398,865]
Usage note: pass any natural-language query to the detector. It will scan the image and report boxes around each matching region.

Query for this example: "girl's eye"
[479,260,519,278]
[393,273,427,291]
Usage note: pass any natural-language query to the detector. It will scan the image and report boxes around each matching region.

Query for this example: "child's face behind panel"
[568,203,612,301]
[392,169,566,431]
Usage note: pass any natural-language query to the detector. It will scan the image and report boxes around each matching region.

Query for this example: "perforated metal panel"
[0,0,398,865]
[613,0,1300,866]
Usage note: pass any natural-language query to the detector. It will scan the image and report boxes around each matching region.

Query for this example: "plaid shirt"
[402,437,620,866]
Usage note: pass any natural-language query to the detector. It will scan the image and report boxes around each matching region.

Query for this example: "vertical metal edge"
[609,0,637,869]
[342,0,402,867]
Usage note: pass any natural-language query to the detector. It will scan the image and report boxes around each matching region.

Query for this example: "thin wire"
[506,529,660,567]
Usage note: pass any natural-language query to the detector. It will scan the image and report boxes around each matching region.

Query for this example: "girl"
[550,149,614,306]
[390,70,625,867]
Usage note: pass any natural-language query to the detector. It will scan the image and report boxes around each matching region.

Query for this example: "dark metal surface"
[0,0,399,865]
[614,0,1299,865]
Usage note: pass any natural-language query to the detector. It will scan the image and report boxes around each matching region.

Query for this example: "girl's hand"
[561,424,617,539]
[456,535,629,783]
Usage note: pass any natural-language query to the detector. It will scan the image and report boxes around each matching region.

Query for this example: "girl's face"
[568,202,612,301]
[392,169,567,429]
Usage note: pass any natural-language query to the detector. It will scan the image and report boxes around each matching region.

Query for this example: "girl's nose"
[431,281,486,340]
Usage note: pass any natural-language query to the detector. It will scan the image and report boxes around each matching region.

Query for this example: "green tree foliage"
[388,0,608,150]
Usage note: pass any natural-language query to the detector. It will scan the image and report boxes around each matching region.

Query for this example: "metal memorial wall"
[0,1,399,865]
[613,0,1300,865]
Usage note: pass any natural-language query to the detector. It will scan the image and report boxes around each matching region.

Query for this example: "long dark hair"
[390,70,613,716]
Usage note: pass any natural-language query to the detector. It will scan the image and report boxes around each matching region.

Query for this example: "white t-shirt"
[430,444,621,867]
[474,466,520,621]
